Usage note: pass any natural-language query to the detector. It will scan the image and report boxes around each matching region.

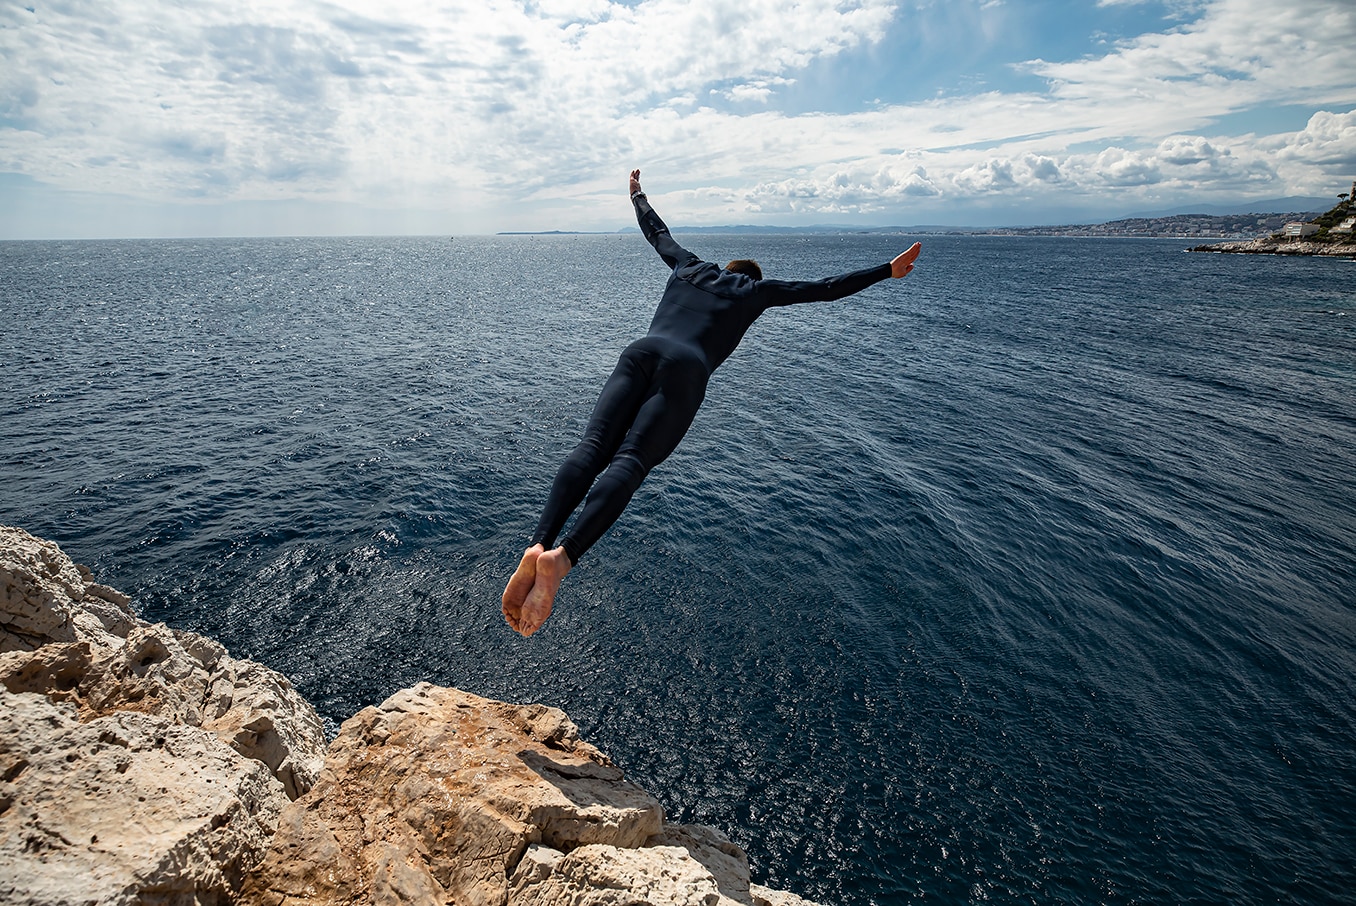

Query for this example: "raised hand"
[891,242,922,278]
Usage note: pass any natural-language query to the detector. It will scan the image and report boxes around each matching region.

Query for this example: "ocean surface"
[3,233,1354,904]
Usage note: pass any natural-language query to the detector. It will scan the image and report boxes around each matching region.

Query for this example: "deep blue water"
[2,234,1354,904]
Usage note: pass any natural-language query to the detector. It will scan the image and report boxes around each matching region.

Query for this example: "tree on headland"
[1304,182,1356,241]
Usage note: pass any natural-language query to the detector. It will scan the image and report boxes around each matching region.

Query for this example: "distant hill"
[981,212,1325,239]
[625,198,1340,234]
[1120,197,1334,218]
[502,197,1342,237]
[616,224,947,234]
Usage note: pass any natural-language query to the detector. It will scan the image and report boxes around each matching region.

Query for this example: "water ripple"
[2,235,1354,904]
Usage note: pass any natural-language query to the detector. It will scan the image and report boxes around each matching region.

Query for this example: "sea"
[2,233,1354,904]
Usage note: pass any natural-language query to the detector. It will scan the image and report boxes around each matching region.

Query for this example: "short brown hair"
[725,259,762,281]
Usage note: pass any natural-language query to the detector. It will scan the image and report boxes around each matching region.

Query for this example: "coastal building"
[1284,222,1319,239]
[1333,216,1356,235]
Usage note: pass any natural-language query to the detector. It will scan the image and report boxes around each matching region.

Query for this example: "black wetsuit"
[529,193,894,565]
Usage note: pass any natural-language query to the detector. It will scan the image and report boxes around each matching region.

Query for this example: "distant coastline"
[494,230,598,235]
[964,212,1324,240]
[499,212,1328,240]
[500,188,1356,254]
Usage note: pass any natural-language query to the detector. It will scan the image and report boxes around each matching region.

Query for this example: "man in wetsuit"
[502,169,921,636]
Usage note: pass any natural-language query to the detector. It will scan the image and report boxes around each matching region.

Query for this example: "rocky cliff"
[0,526,819,906]
[1189,236,1356,257]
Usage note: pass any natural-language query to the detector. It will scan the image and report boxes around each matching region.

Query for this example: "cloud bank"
[0,0,1352,235]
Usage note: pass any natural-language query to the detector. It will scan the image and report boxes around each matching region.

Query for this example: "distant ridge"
[1120,196,1334,218]
[498,197,1339,236]
[622,224,949,234]
[496,230,595,235]
[498,225,931,236]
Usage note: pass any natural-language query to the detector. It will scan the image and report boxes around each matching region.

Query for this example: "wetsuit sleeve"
[634,194,699,270]
[755,263,894,308]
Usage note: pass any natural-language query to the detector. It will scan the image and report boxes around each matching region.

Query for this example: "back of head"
[725,259,763,281]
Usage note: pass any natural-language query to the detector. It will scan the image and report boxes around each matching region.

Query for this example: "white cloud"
[0,0,899,219]
[1254,109,1356,195]
[716,78,797,104]
[954,158,1018,193]
[672,0,1354,219]
[1027,0,1355,113]
[746,163,946,215]
[0,0,1352,233]
[1025,154,1062,183]
[899,167,944,197]
[1090,147,1163,186]
[1266,110,1356,169]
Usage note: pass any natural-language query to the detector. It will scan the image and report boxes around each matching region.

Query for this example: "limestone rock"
[750,886,819,906]
[509,842,732,906]
[0,526,328,799]
[0,689,286,905]
[243,683,824,906]
[0,640,92,700]
[243,682,666,906]
[1190,236,1356,257]
[647,824,755,903]
[2,526,825,906]
[69,622,326,800]
[508,824,759,906]
[0,524,131,653]
[199,646,329,801]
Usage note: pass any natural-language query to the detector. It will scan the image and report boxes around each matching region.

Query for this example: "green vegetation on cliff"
[1295,184,1355,241]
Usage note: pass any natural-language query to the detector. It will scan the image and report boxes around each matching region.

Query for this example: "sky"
[1,0,1354,238]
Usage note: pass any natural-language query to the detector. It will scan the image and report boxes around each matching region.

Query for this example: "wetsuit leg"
[557,352,706,564]
[529,343,659,552]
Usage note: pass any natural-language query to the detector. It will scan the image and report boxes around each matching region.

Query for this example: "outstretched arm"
[757,242,922,308]
[630,169,698,270]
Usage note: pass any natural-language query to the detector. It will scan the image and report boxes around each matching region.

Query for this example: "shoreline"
[1188,237,1356,257]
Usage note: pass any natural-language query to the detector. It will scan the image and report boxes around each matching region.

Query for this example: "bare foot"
[502,544,544,633]
[517,547,572,637]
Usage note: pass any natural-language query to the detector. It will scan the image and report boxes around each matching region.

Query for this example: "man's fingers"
[891,242,922,277]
